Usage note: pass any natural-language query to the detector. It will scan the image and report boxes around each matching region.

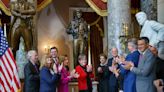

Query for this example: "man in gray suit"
[124,37,156,92]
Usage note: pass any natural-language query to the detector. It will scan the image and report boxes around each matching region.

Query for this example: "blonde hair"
[59,55,68,64]
[40,54,52,69]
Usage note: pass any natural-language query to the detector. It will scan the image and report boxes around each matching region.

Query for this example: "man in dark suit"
[149,46,164,81]
[24,50,40,92]
[149,45,164,92]
[108,47,120,92]
[124,37,156,92]
[50,47,59,67]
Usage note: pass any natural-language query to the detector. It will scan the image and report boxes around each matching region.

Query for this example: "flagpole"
[4,23,7,37]
[88,25,91,65]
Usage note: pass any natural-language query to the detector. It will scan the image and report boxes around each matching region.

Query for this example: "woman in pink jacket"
[58,55,77,92]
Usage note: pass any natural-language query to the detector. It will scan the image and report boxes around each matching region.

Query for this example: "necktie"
[55,58,59,64]
[53,58,58,64]
[34,64,39,73]
[139,54,143,62]
[54,58,59,72]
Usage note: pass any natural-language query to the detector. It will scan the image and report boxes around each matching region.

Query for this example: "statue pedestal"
[69,81,99,92]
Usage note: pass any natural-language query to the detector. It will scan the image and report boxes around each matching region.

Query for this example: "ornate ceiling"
[0,0,139,16]
[85,0,107,16]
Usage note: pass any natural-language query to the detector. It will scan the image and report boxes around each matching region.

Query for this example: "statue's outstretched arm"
[150,21,164,32]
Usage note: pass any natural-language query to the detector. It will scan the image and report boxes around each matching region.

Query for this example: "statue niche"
[66,10,89,67]
[10,0,36,57]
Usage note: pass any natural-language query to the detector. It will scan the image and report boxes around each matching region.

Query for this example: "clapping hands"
[123,61,134,70]
[70,69,79,78]
[53,63,63,74]
[109,65,120,77]
[86,65,92,72]
[53,64,58,74]
[115,56,125,64]
[97,67,103,73]
[154,79,164,92]
[58,63,63,73]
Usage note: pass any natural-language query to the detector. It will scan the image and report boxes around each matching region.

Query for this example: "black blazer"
[23,61,40,92]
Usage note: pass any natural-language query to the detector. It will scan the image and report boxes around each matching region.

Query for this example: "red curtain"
[82,12,104,76]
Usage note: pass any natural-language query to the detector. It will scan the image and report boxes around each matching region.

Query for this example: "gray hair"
[78,54,86,61]
[111,47,118,52]
[128,38,138,49]
[27,50,37,60]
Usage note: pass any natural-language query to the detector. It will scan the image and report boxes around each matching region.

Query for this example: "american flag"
[0,28,21,92]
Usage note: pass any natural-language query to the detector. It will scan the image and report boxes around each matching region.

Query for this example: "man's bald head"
[111,47,118,57]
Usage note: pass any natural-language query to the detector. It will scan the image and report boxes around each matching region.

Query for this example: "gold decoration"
[101,0,107,3]
[0,0,11,16]
[85,0,107,16]
[119,23,129,53]
[37,0,52,12]
[89,16,104,37]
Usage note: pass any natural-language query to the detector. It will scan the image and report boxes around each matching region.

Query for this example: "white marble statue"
[16,37,28,79]
[136,11,164,60]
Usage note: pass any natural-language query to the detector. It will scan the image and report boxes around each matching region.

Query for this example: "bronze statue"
[66,10,89,67]
[10,0,36,57]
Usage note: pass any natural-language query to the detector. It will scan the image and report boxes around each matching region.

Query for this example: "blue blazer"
[40,67,60,92]
[120,50,140,92]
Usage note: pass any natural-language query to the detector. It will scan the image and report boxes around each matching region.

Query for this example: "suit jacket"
[40,66,61,92]
[97,64,110,92]
[131,49,156,92]
[24,61,40,92]
[58,67,71,92]
[120,50,140,92]
[156,57,164,80]
[107,58,119,92]
[75,65,93,91]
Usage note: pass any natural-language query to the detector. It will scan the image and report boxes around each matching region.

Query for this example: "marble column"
[107,0,131,57]
[140,0,157,20]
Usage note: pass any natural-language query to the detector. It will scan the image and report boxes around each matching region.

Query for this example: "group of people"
[23,47,94,92]
[97,37,164,92]
[22,10,164,92]
[23,36,164,92]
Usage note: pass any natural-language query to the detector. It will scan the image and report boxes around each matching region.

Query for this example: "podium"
[69,81,98,92]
